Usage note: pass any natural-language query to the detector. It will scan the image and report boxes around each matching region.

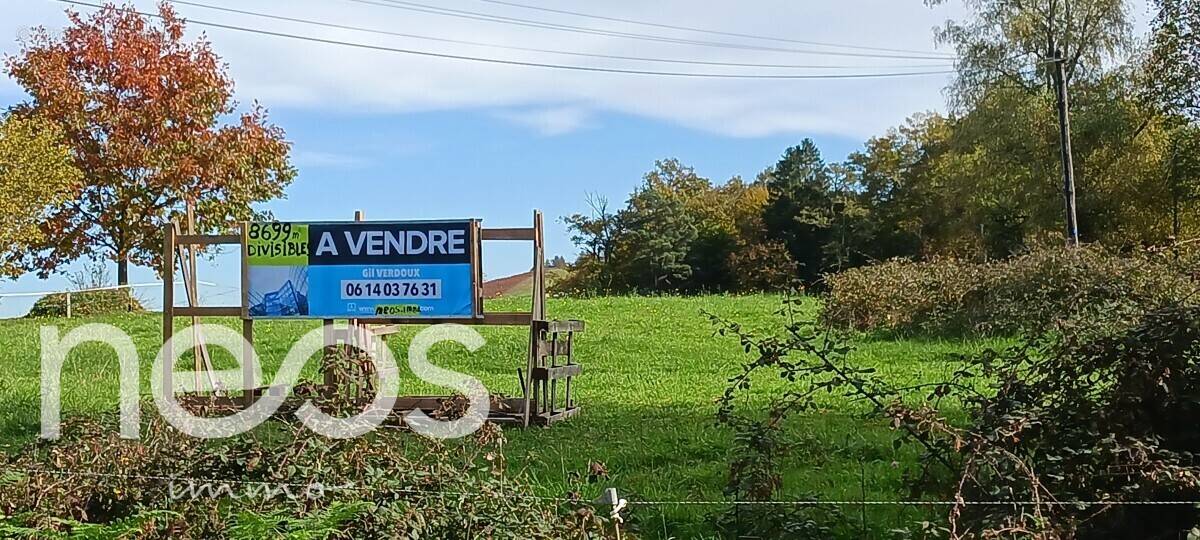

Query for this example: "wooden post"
[565,330,574,409]
[352,210,367,356]
[240,223,254,406]
[352,210,364,342]
[186,204,200,391]
[240,222,251,319]
[532,210,545,321]
[162,223,175,397]
[470,219,483,318]
[549,329,559,416]
[522,210,546,427]
[242,318,255,406]
[322,320,336,346]
[65,292,71,319]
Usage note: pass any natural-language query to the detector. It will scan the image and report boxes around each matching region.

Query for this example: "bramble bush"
[704,295,873,538]
[0,411,612,539]
[712,290,1200,537]
[821,245,1199,336]
[890,303,1200,538]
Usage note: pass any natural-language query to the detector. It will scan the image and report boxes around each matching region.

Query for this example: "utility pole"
[1046,2,1084,248]
[1046,0,1080,247]
[1051,47,1081,247]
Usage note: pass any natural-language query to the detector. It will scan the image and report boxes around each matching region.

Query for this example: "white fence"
[0,280,219,318]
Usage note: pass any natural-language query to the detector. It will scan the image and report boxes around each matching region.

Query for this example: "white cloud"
[493,106,591,135]
[291,150,371,169]
[0,0,1140,139]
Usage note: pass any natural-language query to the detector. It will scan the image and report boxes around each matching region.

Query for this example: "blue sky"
[0,0,1148,317]
[0,105,861,317]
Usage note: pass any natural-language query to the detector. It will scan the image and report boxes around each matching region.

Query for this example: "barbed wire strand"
[12,466,1200,507]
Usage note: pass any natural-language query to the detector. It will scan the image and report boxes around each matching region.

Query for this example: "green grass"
[0,295,1007,537]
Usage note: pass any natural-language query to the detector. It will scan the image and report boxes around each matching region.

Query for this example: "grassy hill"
[0,295,1004,537]
[482,266,570,298]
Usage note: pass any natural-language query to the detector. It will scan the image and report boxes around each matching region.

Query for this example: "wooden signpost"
[162,210,582,427]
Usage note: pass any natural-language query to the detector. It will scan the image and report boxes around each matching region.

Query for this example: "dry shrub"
[0,412,613,539]
[891,304,1200,539]
[26,288,145,318]
[821,245,1200,336]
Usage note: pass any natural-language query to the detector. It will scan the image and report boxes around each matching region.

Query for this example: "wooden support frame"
[174,203,220,395]
[162,209,584,428]
[162,221,255,404]
[526,317,583,426]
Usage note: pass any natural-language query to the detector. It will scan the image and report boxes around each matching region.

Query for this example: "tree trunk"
[117,254,129,286]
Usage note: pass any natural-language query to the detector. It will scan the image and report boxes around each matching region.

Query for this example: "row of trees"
[0,3,295,285]
[563,0,1200,294]
[562,160,794,293]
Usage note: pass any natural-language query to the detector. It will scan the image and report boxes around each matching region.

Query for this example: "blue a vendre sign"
[246,220,478,319]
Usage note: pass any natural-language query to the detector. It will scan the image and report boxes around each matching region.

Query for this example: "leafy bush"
[26,288,145,318]
[0,411,611,538]
[710,289,1200,537]
[821,245,1199,336]
[26,262,145,318]
[891,304,1200,538]
[704,295,861,538]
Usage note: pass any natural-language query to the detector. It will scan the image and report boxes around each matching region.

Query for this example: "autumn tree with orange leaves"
[5,2,295,284]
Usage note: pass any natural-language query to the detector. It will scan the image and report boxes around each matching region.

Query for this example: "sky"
[0,0,1150,317]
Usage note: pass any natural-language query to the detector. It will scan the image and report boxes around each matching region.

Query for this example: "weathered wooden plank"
[369,324,404,337]
[248,385,290,397]
[355,312,531,326]
[487,310,533,326]
[175,306,243,317]
[481,227,536,241]
[532,364,582,381]
[176,233,242,246]
[389,397,452,410]
[530,407,581,425]
[175,392,556,426]
[544,320,585,333]
[537,339,573,358]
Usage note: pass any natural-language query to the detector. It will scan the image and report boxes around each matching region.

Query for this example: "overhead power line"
[58,0,958,80]
[165,0,955,70]
[341,0,957,61]
[472,0,956,58]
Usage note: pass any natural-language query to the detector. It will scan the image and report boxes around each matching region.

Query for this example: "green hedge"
[821,246,1200,336]
[26,288,145,318]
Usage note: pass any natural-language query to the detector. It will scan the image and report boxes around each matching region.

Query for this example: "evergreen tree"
[763,139,836,284]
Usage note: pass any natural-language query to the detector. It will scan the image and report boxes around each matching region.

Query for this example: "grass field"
[0,295,1007,537]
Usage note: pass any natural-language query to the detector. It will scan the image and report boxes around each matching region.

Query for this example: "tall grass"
[0,295,1002,536]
